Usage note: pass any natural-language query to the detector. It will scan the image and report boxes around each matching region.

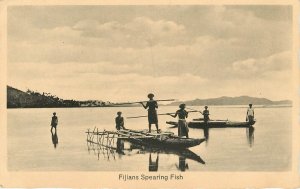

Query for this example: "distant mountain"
[168,96,292,106]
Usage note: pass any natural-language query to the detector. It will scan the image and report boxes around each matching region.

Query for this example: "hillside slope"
[7,86,79,108]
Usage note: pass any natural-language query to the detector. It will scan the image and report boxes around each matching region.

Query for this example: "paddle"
[126,110,199,119]
[113,99,176,106]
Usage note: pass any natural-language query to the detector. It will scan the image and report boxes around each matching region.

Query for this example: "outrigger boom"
[86,127,205,149]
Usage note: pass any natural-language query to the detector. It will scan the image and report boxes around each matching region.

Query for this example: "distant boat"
[166,118,255,129]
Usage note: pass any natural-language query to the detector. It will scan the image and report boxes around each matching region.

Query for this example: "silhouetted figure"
[169,104,189,138]
[140,93,159,133]
[204,126,209,144]
[247,126,255,147]
[203,106,210,127]
[149,152,159,171]
[51,130,58,149]
[50,112,58,132]
[116,138,125,155]
[115,112,126,130]
[176,156,189,171]
[246,104,255,125]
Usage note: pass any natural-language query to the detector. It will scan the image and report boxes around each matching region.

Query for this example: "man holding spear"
[168,104,189,138]
[139,93,159,133]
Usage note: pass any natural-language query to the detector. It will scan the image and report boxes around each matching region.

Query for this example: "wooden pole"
[126,110,199,119]
[112,99,176,106]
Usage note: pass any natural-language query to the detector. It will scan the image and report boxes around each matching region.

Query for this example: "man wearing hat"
[203,106,210,128]
[168,103,189,138]
[140,93,159,133]
[203,106,210,121]
[115,111,126,130]
[246,104,254,124]
[50,112,58,133]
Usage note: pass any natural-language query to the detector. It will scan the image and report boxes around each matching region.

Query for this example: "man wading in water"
[140,93,159,133]
[50,112,58,132]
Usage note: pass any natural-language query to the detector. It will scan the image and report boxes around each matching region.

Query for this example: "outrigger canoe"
[118,129,205,149]
[166,118,255,129]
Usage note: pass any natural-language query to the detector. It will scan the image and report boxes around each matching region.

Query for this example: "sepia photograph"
[0,0,299,188]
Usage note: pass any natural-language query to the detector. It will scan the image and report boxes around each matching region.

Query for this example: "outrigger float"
[86,127,205,149]
[166,118,255,129]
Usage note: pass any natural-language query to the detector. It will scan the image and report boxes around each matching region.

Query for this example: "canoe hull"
[166,120,255,129]
[126,137,205,149]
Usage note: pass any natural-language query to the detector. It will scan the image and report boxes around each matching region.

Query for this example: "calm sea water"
[8,106,292,171]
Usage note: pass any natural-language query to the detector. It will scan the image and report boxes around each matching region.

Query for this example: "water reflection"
[176,156,189,171]
[149,152,159,171]
[196,126,254,148]
[87,140,117,161]
[203,127,209,145]
[51,130,58,149]
[246,126,255,147]
[86,140,205,171]
[116,138,125,155]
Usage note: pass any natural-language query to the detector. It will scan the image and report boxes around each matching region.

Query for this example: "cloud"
[8,60,292,101]
[72,17,187,47]
[231,51,292,76]
[7,6,294,101]
[8,61,207,101]
[8,6,292,65]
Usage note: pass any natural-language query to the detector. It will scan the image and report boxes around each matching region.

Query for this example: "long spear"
[186,107,203,114]
[126,110,199,119]
[112,99,176,106]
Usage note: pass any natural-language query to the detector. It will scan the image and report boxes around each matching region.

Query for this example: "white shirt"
[247,107,254,116]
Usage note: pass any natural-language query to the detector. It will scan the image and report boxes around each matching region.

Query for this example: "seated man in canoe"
[115,111,126,130]
[140,93,159,133]
[168,104,189,138]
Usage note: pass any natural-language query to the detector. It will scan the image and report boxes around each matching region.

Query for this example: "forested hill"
[7,86,109,108]
[167,96,292,106]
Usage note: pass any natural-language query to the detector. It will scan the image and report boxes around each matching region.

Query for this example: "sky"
[7,5,293,102]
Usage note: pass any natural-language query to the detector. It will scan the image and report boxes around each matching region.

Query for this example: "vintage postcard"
[0,0,299,188]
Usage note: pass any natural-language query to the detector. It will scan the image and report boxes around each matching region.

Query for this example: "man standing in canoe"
[169,103,189,138]
[203,106,210,128]
[246,104,255,124]
[140,93,159,133]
